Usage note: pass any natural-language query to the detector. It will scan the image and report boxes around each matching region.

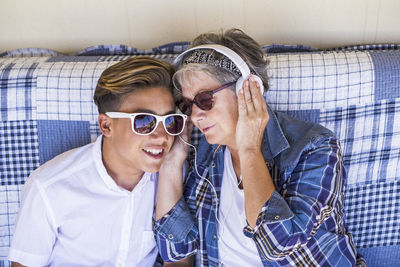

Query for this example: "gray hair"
[173,28,269,95]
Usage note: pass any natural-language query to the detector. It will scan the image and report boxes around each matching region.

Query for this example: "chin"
[204,134,223,145]
[142,163,163,173]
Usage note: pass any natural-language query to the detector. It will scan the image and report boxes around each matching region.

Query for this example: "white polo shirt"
[8,135,158,267]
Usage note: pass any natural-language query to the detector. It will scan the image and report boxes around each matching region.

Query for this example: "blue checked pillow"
[1,44,400,266]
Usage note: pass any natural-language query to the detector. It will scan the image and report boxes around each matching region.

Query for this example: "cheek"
[165,135,175,151]
[213,98,238,126]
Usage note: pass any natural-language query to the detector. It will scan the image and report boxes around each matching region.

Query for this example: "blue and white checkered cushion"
[0,44,399,266]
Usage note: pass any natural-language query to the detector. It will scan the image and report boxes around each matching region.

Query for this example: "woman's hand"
[236,75,269,153]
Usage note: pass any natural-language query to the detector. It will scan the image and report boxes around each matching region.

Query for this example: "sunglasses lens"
[133,114,156,134]
[195,92,213,110]
[165,115,185,135]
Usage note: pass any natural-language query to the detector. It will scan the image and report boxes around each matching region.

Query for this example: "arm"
[11,263,26,267]
[154,123,199,261]
[163,254,194,266]
[154,171,199,261]
[156,120,193,221]
[235,76,274,227]
[245,137,347,260]
[8,177,56,266]
[236,77,350,261]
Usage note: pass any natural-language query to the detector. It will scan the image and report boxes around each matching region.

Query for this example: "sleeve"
[8,175,58,267]
[154,170,199,262]
[243,137,345,260]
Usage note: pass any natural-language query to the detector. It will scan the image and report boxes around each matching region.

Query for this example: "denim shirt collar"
[260,104,290,165]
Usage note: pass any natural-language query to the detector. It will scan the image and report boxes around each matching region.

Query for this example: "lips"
[142,148,164,159]
[202,124,215,133]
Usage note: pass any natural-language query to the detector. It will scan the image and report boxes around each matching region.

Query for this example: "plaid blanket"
[1,43,399,266]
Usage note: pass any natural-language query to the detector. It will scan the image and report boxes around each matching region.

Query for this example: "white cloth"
[218,148,263,267]
[8,135,158,267]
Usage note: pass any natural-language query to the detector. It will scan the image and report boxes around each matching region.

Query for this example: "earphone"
[173,44,264,95]
[178,135,239,242]
[178,135,222,223]
[178,135,245,266]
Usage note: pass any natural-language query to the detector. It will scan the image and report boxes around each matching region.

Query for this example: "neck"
[102,138,144,191]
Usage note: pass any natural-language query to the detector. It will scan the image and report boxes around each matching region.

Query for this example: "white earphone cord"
[177,135,227,227]
[178,135,244,267]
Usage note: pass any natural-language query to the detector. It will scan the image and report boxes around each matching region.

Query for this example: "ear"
[98,113,112,137]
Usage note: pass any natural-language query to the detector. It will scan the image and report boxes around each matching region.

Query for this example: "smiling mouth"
[142,148,164,159]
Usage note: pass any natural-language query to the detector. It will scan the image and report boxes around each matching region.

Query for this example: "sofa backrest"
[1,44,399,266]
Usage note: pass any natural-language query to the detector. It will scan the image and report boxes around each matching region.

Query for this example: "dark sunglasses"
[176,81,236,116]
[106,112,187,136]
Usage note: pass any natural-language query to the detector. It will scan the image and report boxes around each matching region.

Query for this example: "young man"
[8,57,189,266]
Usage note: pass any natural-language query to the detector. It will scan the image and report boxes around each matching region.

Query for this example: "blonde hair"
[94,56,175,113]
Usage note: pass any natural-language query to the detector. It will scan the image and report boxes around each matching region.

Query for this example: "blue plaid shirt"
[155,107,365,266]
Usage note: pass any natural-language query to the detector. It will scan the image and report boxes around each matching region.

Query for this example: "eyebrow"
[131,109,176,115]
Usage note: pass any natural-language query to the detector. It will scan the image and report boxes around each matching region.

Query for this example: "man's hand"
[155,119,193,221]
[161,119,193,169]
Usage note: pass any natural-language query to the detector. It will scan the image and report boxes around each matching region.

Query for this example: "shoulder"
[29,141,96,187]
[275,111,334,144]
[273,111,338,171]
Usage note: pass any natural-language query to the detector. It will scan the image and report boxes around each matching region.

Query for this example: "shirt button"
[213,234,217,239]
[168,234,174,239]
[211,162,216,168]
[274,215,280,220]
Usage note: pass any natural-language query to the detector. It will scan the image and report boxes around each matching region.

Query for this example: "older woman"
[155,29,363,266]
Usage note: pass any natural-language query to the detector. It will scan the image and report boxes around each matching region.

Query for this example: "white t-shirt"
[218,148,263,267]
[8,135,158,267]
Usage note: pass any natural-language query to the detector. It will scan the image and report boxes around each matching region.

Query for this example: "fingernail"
[249,75,255,82]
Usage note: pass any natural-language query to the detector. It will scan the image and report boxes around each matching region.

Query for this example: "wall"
[1,0,399,53]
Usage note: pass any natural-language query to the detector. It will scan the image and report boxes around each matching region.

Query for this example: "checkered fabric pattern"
[345,180,400,248]
[36,60,117,141]
[0,120,39,185]
[75,42,189,56]
[0,48,61,58]
[0,44,399,266]
[0,57,50,121]
[0,185,22,260]
[320,100,400,185]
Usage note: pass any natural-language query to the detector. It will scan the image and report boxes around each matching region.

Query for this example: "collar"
[261,104,290,164]
[93,135,153,194]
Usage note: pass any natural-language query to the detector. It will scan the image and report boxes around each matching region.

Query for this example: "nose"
[190,104,206,123]
[151,121,169,138]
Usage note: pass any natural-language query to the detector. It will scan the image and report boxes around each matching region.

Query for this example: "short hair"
[94,56,175,114]
[173,28,269,94]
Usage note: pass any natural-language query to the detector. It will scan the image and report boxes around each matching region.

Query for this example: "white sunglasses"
[106,112,187,136]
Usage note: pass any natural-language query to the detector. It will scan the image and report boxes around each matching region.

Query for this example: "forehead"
[179,71,221,99]
[118,87,175,114]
